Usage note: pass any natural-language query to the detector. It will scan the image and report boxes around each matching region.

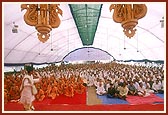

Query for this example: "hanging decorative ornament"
[21,4,62,43]
[110,4,147,38]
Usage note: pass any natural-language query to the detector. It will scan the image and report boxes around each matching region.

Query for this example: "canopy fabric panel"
[63,47,114,61]
[93,2,165,61]
[69,4,102,45]
[3,3,83,64]
[3,2,165,64]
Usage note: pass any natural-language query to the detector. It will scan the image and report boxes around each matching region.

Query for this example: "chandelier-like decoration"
[110,4,147,38]
[21,4,62,43]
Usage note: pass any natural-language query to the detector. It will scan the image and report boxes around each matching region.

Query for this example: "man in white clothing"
[152,80,164,94]
[96,82,106,95]
[137,82,150,97]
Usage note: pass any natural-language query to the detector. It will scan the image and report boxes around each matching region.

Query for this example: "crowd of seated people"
[4,62,164,103]
[91,62,164,100]
[4,64,87,103]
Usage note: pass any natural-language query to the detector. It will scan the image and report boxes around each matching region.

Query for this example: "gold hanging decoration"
[110,4,147,38]
[21,4,62,43]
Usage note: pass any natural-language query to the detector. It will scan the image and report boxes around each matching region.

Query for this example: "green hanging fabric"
[69,4,102,46]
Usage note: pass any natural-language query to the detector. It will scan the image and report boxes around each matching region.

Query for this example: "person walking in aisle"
[20,66,41,111]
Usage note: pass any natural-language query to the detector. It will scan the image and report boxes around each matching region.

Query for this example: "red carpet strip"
[126,93,164,105]
[4,102,164,111]
[49,92,86,104]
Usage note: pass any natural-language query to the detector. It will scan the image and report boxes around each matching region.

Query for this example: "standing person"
[20,67,41,111]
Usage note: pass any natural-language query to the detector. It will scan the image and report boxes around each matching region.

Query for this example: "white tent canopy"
[63,47,115,61]
[3,2,165,64]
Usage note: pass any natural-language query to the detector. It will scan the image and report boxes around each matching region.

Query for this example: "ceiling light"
[12,22,18,33]
[160,16,164,28]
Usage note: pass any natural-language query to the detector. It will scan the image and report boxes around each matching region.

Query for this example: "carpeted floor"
[87,86,102,105]
[97,95,129,104]
[126,93,164,105]
[155,93,164,99]
[49,92,86,105]
[96,93,164,105]
[3,87,164,111]
[4,102,164,111]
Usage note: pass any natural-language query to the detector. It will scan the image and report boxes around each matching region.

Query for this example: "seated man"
[137,82,150,97]
[127,81,137,95]
[96,82,106,95]
[144,80,154,94]
[117,82,128,100]
[152,80,164,94]
[107,83,117,98]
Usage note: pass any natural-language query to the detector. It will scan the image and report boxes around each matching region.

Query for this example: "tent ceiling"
[63,47,114,62]
[3,2,165,64]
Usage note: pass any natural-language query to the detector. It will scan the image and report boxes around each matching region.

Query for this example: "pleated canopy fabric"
[3,2,165,65]
[69,4,102,45]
